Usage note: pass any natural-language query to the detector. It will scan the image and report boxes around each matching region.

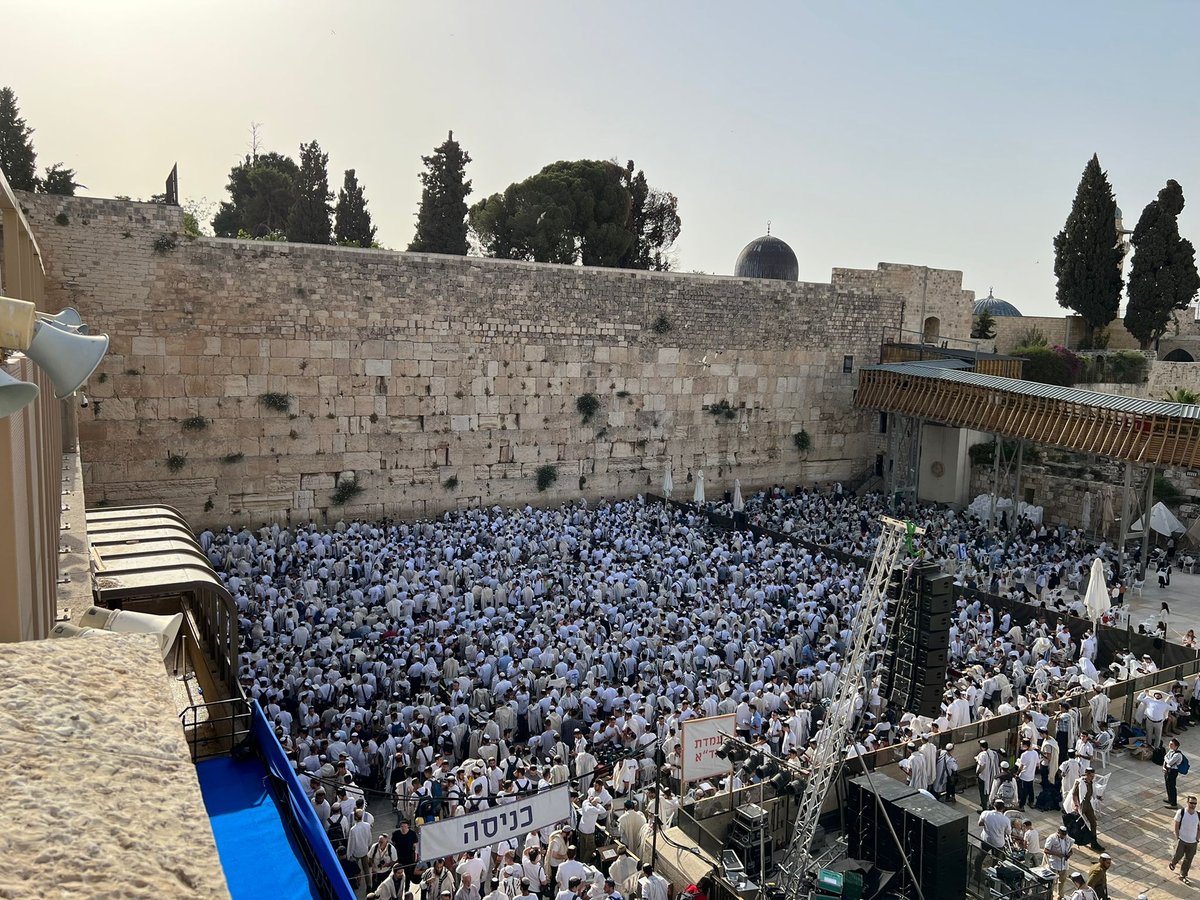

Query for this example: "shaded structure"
[856,364,1200,468]
[856,361,1199,574]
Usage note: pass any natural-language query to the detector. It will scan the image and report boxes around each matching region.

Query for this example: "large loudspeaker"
[0,367,39,417]
[48,622,104,640]
[894,645,948,669]
[893,794,968,900]
[25,319,109,398]
[917,589,953,614]
[78,606,184,659]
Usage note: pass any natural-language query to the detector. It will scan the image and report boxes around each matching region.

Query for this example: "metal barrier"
[179,697,253,763]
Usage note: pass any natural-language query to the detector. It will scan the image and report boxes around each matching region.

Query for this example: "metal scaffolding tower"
[774,516,923,896]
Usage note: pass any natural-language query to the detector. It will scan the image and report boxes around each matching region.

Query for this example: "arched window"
[1163,348,1195,363]
[923,316,941,343]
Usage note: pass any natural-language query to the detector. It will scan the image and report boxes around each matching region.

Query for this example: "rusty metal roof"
[866,363,1200,419]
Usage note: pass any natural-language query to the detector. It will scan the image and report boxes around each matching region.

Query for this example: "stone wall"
[22,192,972,528]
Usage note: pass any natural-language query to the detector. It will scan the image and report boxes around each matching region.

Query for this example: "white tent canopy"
[1131,501,1185,537]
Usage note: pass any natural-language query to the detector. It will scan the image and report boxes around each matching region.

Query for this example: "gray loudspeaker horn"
[0,368,39,417]
[24,319,109,399]
[40,308,88,333]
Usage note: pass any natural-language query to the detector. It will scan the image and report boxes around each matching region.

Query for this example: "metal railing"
[179,697,253,763]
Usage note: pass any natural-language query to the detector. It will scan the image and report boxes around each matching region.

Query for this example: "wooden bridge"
[856,363,1200,469]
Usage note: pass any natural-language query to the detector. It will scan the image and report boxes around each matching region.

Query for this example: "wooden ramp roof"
[856,363,1200,468]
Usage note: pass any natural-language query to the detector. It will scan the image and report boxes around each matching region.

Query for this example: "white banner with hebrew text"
[680,713,735,784]
[417,784,571,861]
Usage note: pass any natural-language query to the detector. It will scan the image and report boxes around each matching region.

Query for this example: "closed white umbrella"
[663,462,673,500]
[1083,557,1110,629]
[693,470,705,505]
[1132,501,1187,537]
[1101,486,1116,538]
[1080,492,1092,534]
[732,478,744,512]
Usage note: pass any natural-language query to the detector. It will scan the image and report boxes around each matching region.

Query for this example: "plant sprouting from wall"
[535,464,557,492]
[258,392,291,413]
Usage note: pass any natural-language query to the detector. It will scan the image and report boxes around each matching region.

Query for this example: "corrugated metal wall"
[0,175,67,642]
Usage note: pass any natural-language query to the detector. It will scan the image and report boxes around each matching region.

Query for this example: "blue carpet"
[197,756,320,900]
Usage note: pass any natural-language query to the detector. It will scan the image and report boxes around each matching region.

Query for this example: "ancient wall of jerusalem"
[19,192,973,527]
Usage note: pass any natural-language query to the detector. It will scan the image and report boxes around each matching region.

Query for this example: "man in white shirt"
[1016,738,1039,812]
[1171,795,1200,885]
[976,800,1011,881]
[1043,824,1074,899]
[635,864,669,900]
[974,740,1001,808]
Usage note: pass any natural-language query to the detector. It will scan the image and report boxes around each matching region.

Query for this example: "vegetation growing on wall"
[709,399,737,421]
[576,393,601,423]
[181,415,207,431]
[535,464,557,492]
[331,476,363,505]
[166,452,186,472]
[258,392,291,412]
[792,429,811,452]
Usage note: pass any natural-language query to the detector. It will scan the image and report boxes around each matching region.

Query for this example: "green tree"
[469,159,636,266]
[409,131,472,254]
[1123,180,1200,349]
[1164,387,1200,404]
[334,169,377,248]
[212,151,299,237]
[1053,154,1124,345]
[971,309,997,339]
[286,140,333,244]
[0,87,38,191]
[617,160,681,270]
[39,162,78,196]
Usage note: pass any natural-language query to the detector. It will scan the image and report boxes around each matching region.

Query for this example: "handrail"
[179,697,252,763]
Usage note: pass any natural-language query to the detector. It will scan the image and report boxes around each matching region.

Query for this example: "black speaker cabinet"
[892,794,968,900]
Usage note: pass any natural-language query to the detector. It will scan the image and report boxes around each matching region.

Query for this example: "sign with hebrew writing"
[679,713,735,784]
[417,784,572,861]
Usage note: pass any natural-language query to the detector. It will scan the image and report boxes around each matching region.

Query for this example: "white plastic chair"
[1133,578,1145,597]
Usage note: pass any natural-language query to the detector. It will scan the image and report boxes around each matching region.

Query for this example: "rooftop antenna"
[767,220,771,236]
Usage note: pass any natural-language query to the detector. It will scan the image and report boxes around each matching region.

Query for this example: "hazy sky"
[5,1,1198,316]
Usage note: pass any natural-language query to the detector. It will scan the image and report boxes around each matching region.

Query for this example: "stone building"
[19,192,974,527]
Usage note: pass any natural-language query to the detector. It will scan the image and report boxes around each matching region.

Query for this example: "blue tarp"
[250,700,356,900]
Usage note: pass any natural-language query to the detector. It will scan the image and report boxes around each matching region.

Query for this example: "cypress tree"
[408,131,472,255]
[1124,180,1200,349]
[334,169,377,248]
[1053,154,1124,346]
[286,140,333,244]
[0,87,38,191]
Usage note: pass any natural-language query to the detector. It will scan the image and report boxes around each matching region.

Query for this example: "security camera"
[78,393,89,409]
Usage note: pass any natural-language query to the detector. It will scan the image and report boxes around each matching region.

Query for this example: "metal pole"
[1118,462,1133,578]
[989,435,1001,530]
[1012,440,1025,532]
[1141,465,1156,579]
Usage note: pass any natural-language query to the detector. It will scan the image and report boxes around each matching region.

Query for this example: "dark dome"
[734,235,799,281]
[973,288,1022,317]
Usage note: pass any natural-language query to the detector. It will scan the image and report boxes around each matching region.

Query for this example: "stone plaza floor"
[961,565,1200,898]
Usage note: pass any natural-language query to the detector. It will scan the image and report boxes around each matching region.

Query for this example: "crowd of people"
[201,482,1186,897]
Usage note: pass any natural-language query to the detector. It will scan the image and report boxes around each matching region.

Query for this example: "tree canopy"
[212,151,299,238]
[1053,154,1124,345]
[286,139,333,245]
[971,309,997,339]
[617,161,680,271]
[469,159,680,269]
[0,87,37,191]
[408,131,472,255]
[334,169,377,248]
[1123,179,1200,349]
[39,162,79,196]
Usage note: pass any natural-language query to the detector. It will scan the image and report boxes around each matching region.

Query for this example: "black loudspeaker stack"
[845,774,967,900]
[726,804,772,878]
[882,562,953,718]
